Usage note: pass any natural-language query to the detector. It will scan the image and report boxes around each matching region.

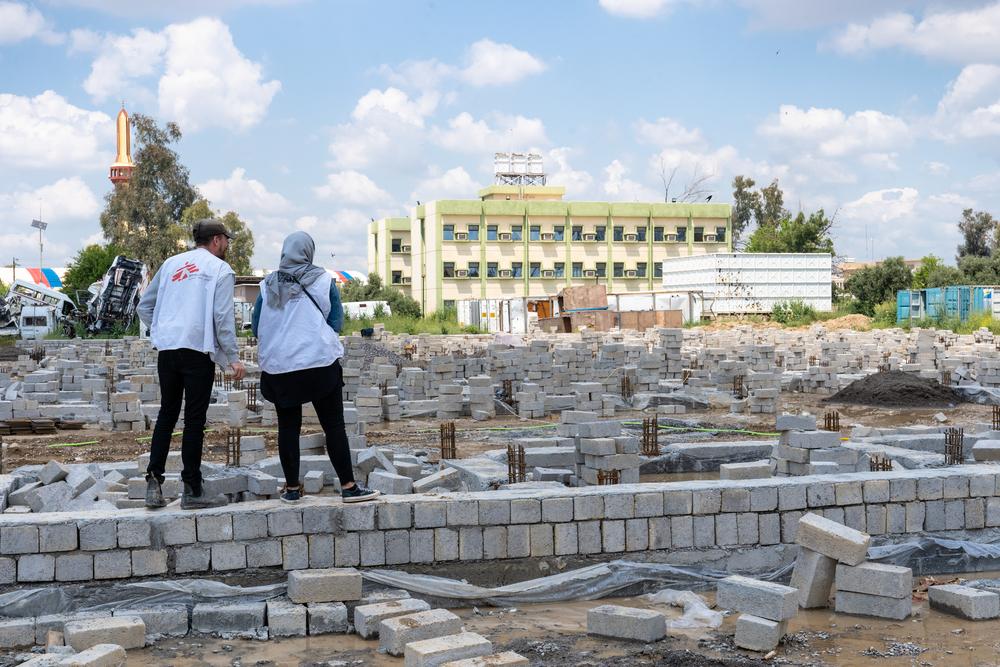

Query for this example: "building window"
[654,226,664,242]
[694,226,704,242]
[468,224,479,241]
[443,225,454,241]
[572,262,583,278]
[613,226,624,242]
[468,262,480,278]
[595,227,606,242]
[554,262,565,278]
[636,262,647,278]
[676,226,687,242]
[444,300,456,311]
[512,225,522,241]
[512,262,523,278]
[487,262,498,278]
[596,262,607,278]
[391,238,402,252]
[487,225,498,241]
[654,263,663,278]
[636,227,647,242]
[443,262,455,278]
[554,226,564,241]
[392,270,402,284]
[572,226,583,241]
[716,227,727,243]
[529,262,541,278]
[529,225,541,241]
[613,262,624,278]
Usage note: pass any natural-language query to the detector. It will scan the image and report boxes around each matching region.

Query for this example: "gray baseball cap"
[193,218,233,242]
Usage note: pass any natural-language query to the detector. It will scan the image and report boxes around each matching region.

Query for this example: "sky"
[3,0,1000,273]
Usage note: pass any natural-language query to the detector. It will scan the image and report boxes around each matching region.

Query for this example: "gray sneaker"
[180,483,228,510]
[145,477,166,509]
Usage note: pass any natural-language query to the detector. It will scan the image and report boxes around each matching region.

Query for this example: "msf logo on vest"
[170,261,200,282]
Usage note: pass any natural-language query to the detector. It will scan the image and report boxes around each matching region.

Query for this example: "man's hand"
[229,361,246,382]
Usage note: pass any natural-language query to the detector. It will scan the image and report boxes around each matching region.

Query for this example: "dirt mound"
[811,314,871,331]
[825,370,963,408]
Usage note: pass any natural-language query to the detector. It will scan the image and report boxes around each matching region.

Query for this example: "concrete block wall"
[0,465,999,584]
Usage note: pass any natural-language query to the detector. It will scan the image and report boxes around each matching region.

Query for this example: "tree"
[99,114,198,275]
[845,256,913,316]
[62,244,123,304]
[181,199,256,275]
[0,279,7,298]
[731,175,759,246]
[912,255,966,289]
[957,208,995,259]
[339,272,421,318]
[957,254,1000,285]
[759,180,786,227]
[746,210,835,254]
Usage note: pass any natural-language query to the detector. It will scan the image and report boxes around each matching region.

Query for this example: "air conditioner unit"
[624,270,638,278]
[454,232,468,240]
[666,234,677,241]
[455,269,468,278]
[498,233,512,241]
[541,270,555,277]
[583,270,597,277]
[624,234,638,241]
[540,233,555,241]
[401,244,411,252]
[400,277,411,284]
[499,269,512,278]
[704,234,717,242]
[582,233,597,241]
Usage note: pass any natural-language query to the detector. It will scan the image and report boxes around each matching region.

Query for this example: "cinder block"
[586,604,666,642]
[307,602,349,635]
[834,591,911,620]
[734,614,786,652]
[836,562,911,599]
[0,617,35,648]
[929,584,1000,620]
[266,598,307,638]
[355,598,432,639]
[18,553,54,582]
[39,523,77,553]
[55,553,94,582]
[404,632,492,667]
[379,609,463,656]
[795,513,870,565]
[287,567,362,603]
[789,548,835,608]
[64,616,146,651]
[2,525,38,554]
[191,601,266,638]
[59,643,127,667]
[716,575,798,621]
[113,605,188,637]
[439,652,528,666]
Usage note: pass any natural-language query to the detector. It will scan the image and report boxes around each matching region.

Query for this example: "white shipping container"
[661,253,832,315]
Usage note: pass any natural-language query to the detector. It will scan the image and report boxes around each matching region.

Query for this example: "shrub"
[771,300,816,325]
[872,300,897,327]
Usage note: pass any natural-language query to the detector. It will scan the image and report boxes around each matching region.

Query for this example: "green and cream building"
[368,185,732,315]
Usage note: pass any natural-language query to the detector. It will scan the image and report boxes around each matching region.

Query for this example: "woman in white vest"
[253,232,379,504]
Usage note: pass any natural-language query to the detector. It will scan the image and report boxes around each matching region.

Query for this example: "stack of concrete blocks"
[746,372,780,415]
[977,358,1000,389]
[717,575,798,652]
[399,368,428,400]
[354,387,384,424]
[239,434,268,466]
[801,364,839,394]
[571,382,603,413]
[343,405,367,450]
[226,390,248,427]
[467,376,495,421]
[436,384,463,420]
[911,329,938,376]
[129,373,159,402]
[771,414,860,476]
[10,460,126,513]
[110,392,145,432]
[635,351,663,392]
[928,584,1000,620]
[341,362,362,402]
[57,360,86,395]
[428,357,458,397]
[0,398,11,421]
[560,411,640,486]
[524,341,552,386]
[516,383,546,419]
[374,364,397,388]
[835,561,913,620]
[658,329,684,380]
[382,392,401,422]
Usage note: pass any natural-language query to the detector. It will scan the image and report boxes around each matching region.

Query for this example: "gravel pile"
[825,370,963,407]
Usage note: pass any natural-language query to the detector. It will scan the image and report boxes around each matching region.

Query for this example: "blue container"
[896,290,910,324]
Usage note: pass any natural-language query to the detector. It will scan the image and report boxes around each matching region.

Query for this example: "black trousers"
[147,348,215,492]
[274,388,355,489]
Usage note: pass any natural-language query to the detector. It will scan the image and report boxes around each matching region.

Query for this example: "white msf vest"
[150,248,233,362]
[257,272,344,375]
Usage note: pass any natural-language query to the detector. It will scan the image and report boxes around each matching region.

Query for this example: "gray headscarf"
[263,231,328,308]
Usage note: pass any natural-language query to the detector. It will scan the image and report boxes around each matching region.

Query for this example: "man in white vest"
[137,218,246,509]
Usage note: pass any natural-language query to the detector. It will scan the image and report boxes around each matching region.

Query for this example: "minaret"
[109,103,134,185]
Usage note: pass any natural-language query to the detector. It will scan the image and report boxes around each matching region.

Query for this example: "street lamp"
[30,219,47,271]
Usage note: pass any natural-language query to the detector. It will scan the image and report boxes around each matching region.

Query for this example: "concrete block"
[776,414,816,431]
[112,605,188,637]
[587,604,666,642]
[928,584,1000,620]
[439,652,529,666]
[834,591,911,620]
[18,553,54,582]
[355,598,432,639]
[369,471,413,495]
[795,513,870,565]
[734,614,786,652]
[78,520,116,551]
[379,609,463,656]
[307,602,349,635]
[720,461,772,480]
[716,575,798,621]
[130,549,167,577]
[59,644,127,667]
[56,553,94,582]
[789,548,835,608]
[287,567,362,603]
[836,562,911,599]
[266,598,307,638]
[404,632,493,667]
[64,616,146,651]
[0,617,35,647]
[2,525,38,554]
[116,520,151,549]
[39,523,77,553]
[191,601,266,638]
[39,460,70,485]
[93,551,131,580]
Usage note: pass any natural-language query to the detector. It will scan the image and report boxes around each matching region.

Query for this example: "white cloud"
[603,160,660,201]
[0,91,111,169]
[0,2,61,45]
[736,0,920,30]
[598,0,677,19]
[83,28,167,101]
[926,161,950,175]
[547,147,594,197]
[314,171,391,206]
[410,167,479,202]
[47,0,302,19]
[197,168,292,217]
[431,112,548,154]
[636,116,704,148]
[933,64,1000,139]
[459,39,546,86]
[68,28,102,54]
[859,152,900,171]
[0,178,101,265]
[759,104,910,157]
[651,143,789,197]
[352,87,436,127]
[828,3,1000,63]
[328,88,435,170]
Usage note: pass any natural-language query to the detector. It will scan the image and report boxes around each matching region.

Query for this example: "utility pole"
[9,258,17,286]
[30,218,47,270]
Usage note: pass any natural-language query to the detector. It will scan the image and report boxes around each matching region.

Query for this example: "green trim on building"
[650,202,732,218]
[477,185,566,199]
[436,200,483,215]
[569,202,610,217]
[482,200,526,216]
[609,203,650,217]
[526,200,567,216]
[416,204,426,219]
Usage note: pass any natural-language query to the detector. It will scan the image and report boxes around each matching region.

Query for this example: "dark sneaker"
[180,483,229,510]
[280,486,302,504]
[342,484,380,503]
[144,477,166,509]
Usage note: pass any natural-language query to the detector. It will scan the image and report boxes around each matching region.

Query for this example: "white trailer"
[342,300,391,319]
[661,253,832,316]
